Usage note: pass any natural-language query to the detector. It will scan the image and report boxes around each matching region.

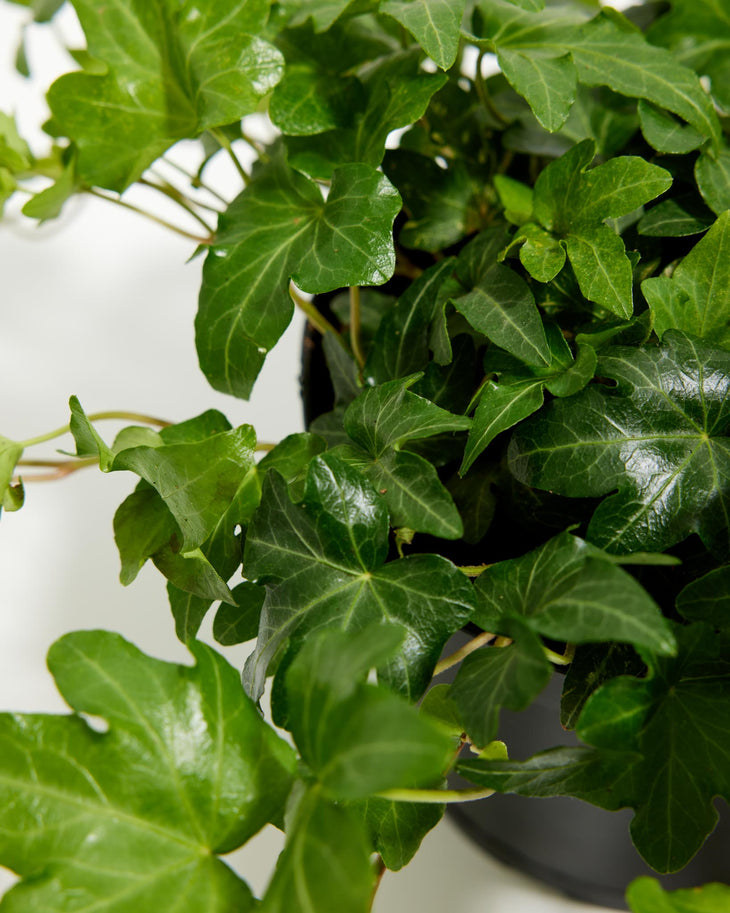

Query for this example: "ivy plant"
[2,0,730,910]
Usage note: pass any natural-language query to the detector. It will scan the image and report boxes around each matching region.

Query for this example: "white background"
[0,4,613,910]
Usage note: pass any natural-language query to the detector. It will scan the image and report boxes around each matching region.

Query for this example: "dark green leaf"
[447,468,497,544]
[357,794,444,870]
[576,623,730,872]
[47,0,283,190]
[152,544,234,604]
[0,631,296,911]
[627,877,730,913]
[676,566,730,630]
[450,624,552,747]
[242,454,475,701]
[510,332,730,557]
[381,0,466,69]
[498,49,576,133]
[516,223,565,282]
[637,101,705,154]
[258,432,328,495]
[213,582,267,645]
[560,642,645,729]
[642,211,730,347]
[695,143,730,216]
[637,196,714,237]
[322,333,361,406]
[260,789,374,913]
[285,626,453,798]
[112,487,178,585]
[472,531,676,655]
[197,153,400,398]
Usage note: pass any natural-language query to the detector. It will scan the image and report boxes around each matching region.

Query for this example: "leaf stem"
[543,643,575,666]
[375,786,495,804]
[289,283,340,337]
[86,189,212,244]
[138,177,216,233]
[210,128,250,185]
[350,285,366,370]
[475,51,509,126]
[434,630,496,676]
[14,456,98,482]
[20,411,171,448]
[161,157,229,205]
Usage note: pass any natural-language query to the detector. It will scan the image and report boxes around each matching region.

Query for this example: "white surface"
[0,6,612,910]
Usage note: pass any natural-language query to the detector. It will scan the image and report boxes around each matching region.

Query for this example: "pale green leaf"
[381,0,466,69]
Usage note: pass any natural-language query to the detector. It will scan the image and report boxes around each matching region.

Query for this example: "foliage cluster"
[2,0,730,910]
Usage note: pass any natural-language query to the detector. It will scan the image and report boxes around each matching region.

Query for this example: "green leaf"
[242,453,475,701]
[68,395,114,469]
[113,486,178,585]
[695,143,730,215]
[560,642,644,730]
[365,258,457,383]
[472,531,675,655]
[213,582,266,645]
[515,223,566,281]
[257,432,328,497]
[494,175,533,225]
[47,0,283,190]
[576,623,730,872]
[642,212,730,347]
[449,230,550,366]
[0,630,296,911]
[381,0,466,69]
[261,789,374,913]
[197,152,400,398]
[637,101,705,154]
[0,111,32,172]
[498,49,576,133]
[113,424,256,552]
[449,624,552,747]
[21,155,79,222]
[356,794,444,870]
[510,332,730,557]
[637,196,714,238]
[565,225,634,319]
[627,877,730,913]
[676,566,730,630]
[0,435,24,516]
[152,544,234,605]
[286,626,453,798]
[344,375,471,458]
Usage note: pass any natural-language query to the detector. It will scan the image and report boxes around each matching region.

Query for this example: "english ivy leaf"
[575,623,730,872]
[113,486,179,585]
[0,111,31,172]
[642,211,730,347]
[0,435,24,516]
[565,225,634,319]
[447,467,496,544]
[152,544,235,605]
[381,0,465,69]
[270,64,365,135]
[6,0,65,21]
[257,432,328,495]
[637,195,714,238]
[471,531,676,655]
[365,258,457,383]
[646,0,730,112]
[197,152,400,398]
[21,154,79,222]
[242,453,475,701]
[47,0,284,191]
[449,229,551,366]
[494,175,533,225]
[510,332,730,557]
[336,443,464,539]
[449,623,552,747]
[516,223,566,281]
[261,789,374,913]
[285,626,453,798]
[213,582,266,645]
[0,630,296,912]
[560,642,645,730]
[113,425,257,552]
[676,566,730,630]
[637,101,705,155]
[68,395,114,470]
[498,49,576,133]
[695,144,730,216]
[344,375,471,457]
[357,794,444,870]
[627,877,730,913]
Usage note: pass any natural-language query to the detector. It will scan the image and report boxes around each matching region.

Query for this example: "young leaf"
[197,152,400,398]
[47,0,284,190]
[642,211,730,348]
[242,453,475,701]
[68,395,114,469]
[381,0,466,70]
[0,435,24,515]
[627,877,730,913]
[0,631,296,911]
[510,332,730,557]
[471,531,675,655]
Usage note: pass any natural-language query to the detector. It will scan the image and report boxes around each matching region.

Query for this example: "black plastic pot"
[299,313,730,911]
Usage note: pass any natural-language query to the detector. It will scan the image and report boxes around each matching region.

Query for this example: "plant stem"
[543,643,575,666]
[86,189,212,244]
[20,411,171,448]
[161,157,229,205]
[349,285,366,370]
[475,51,509,126]
[255,442,276,452]
[210,128,250,185]
[369,856,387,911]
[289,284,340,337]
[15,457,98,482]
[375,786,495,804]
[433,630,496,676]
[138,177,216,233]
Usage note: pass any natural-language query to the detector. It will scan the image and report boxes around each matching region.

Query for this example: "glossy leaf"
[357,794,444,870]
[47,0,283,191]
[510,332,730,557]
[627,877,730,913]
[381,0,466,69]
[0,631,296,911]
[642,212,730,348]
[576,623,730,872]
[197,153,400,398]
[450,624,552,747]
[472,531,676,655]
[242,453,475,701]
[261,789,374,913]
[560,642,644,730]
[676,566,730,630]
[515,223,565,282]
[113,486,178,585]
[285,626,453,798]
[213,582,266,645]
